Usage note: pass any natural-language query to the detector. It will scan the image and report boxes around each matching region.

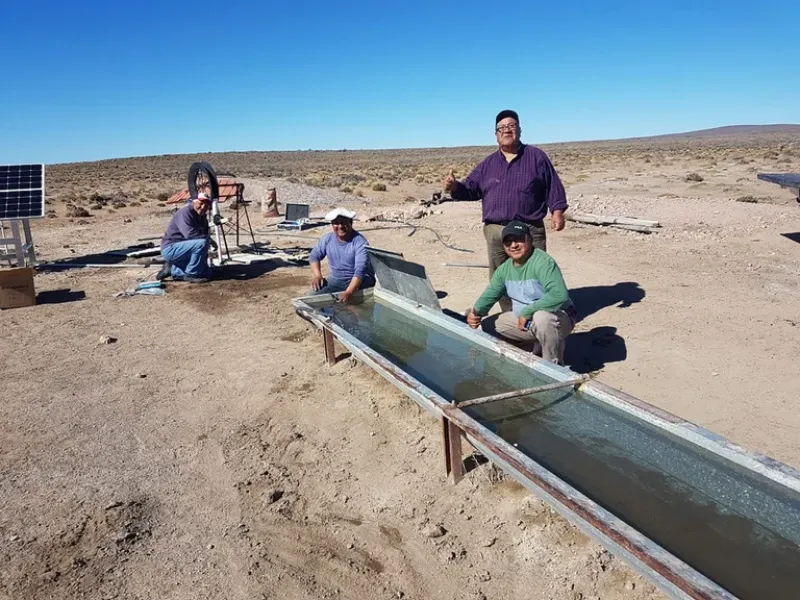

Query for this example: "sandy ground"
[1,152,799,600]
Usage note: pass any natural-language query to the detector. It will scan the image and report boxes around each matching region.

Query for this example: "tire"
[188,161,219,199]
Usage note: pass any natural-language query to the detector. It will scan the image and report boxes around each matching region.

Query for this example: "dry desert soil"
[1,125,799,600]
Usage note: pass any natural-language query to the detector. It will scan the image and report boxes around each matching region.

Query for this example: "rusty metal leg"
[442,417,464,484]
[323,328,337,366]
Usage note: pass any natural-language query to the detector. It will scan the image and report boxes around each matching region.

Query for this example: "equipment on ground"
[277,203,314,230]
[0,164,43,267]
[183,162,259,265]
[757,173,800,204]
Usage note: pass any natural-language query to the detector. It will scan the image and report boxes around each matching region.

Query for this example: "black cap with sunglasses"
[495,109,519,124]
[501,220,530,241]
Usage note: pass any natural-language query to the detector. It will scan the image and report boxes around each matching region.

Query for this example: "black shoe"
[156,262,171,281]
[185,276,210,284]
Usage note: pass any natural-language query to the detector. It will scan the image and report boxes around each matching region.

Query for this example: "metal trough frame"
[293,287,800,600]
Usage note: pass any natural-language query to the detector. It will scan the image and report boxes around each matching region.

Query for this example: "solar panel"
[0,164,45,219]
[757,173,800,189]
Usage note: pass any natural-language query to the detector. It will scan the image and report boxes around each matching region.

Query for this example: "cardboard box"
[0,267,36,309]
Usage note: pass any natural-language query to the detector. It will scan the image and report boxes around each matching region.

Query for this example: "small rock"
[422,523,447,538]
[99,335,117,345]
[266,490,284,504]
[137,373,147,379]
[207,543,215,550]
[478,571,492,582]
[482,537,497,548]
[8,535,19,542]
[712,372,719,377]
[347,543,354,549]
[105,501,123,510]
[624,580,636,591]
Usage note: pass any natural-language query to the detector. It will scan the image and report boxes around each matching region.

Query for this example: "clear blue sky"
[2,0,798,164]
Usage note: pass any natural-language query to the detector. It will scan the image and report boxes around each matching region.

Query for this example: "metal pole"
[453,376,589,409]
[442,418,464,484]
[323,328,337,365]
[211,200,224,267]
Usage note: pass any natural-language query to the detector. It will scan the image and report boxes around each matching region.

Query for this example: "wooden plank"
[566,213,660,228]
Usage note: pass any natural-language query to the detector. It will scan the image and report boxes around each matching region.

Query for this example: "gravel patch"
[239,177,371,217]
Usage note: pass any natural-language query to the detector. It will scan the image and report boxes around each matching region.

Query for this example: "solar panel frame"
[0,163,45,220]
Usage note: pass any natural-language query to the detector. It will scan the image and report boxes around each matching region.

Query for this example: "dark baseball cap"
[495,109,519,125]
[501,220,529,241]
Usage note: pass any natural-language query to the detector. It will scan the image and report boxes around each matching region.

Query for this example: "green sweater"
[474,249,572,319]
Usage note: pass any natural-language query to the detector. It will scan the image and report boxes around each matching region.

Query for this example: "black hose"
[360,220,473,253]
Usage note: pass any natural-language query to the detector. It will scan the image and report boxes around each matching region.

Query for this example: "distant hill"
[46,125,799,176]
[618,124,800,142]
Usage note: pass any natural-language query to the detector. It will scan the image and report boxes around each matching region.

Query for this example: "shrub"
[66,205,91,218]
[372,183,387,192]
[685,172,704,182]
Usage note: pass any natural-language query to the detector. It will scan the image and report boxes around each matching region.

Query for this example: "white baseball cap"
[196,192,211,201]
[325,207,356,221]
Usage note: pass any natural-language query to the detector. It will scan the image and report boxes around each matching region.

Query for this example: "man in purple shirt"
[158,193,213,283]
[444,109,568,310]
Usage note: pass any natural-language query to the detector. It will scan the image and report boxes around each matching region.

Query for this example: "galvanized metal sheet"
[757,173,800,190]
[367,247,441,310]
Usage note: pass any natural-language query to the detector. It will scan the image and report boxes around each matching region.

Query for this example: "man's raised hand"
[443,168,457,193]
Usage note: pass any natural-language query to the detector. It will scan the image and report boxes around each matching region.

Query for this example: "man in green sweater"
[466,220,577,364]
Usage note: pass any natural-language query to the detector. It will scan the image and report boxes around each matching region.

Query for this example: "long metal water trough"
[293,250,800,600]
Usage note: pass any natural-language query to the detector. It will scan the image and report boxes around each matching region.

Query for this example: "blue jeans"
[310,274,375,296]
[161,238,211,279]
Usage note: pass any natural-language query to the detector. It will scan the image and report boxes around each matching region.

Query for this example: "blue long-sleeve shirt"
[161,204,209,248]
[450,144,568,224]
[309,232,372,281]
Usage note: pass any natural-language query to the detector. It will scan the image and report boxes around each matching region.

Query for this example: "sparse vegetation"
[65,205,91,218]
[37,128,800,220]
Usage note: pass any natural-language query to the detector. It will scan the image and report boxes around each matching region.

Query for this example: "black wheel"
[188,161,219,199]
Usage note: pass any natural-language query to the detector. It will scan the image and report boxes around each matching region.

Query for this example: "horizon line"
[44,122,800,167]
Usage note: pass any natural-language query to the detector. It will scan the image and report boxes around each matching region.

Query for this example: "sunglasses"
[502,235,527,246]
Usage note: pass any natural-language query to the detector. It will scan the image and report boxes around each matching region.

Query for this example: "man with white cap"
[158,193,213,282]
[308,207,375,302]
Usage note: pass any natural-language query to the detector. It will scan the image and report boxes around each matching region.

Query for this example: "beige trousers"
[483,222,547,312]
[481,310,574,364]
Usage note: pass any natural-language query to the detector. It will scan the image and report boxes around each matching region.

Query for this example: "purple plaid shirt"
[451,144,567,224]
